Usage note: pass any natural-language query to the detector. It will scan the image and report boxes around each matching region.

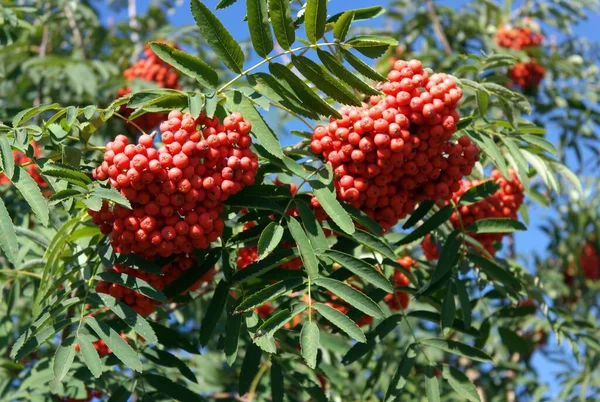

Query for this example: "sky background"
[102,0,600,398]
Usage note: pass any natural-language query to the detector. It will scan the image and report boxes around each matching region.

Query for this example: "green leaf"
[0,197,19,265]
[199,280,229,346]
[48,188,83,205]
[42,166,92,188]
[287,216,319,279]
[521,134,557,156]
[313,302,366,342]
[12,166,49,226]
[149,42,218,89]
[420,338,492,362]
[407,311,479,337]
[384,345,417,401]
[314,277,384,318]
[477,90,489,116]
[345,35,398,58]
[269,0,295,50]
[271,363,284,402]
[143,348,197,383]
[235,278,304,313]
[78,334,103,378]
[292,55,361,106]
[216,0,238,8]
[239,344,262,395]
[256,304,307,336]
[225,311,243,366]
[340,48,386,81]
[305,0,327,43]
[311,180,354,234]
[396,205,453,246]
[441,365,481,402]
[402,200,435,230]
[328,6,385,22]
[257,222,284,260]
[296,200,328,254]
[85,317,142,372]
[96,271,167,302]
[498,327,529,355]
[89,293,158,344]
[269,62,342,118]
[144,374,206,401]
[442,287,456,330]
[466,218,526,233]
[149,322,199,354]
[53,336,76,382]
[459,181,500,205]
[0,134,14,179]
[325,250,394,293]
[249,73,318,119]
[12,103,60,127]
[329,223,395,260]
[500,137,529,177]
[317,49,380,96]
[472,133,509,178]
[230,248,299,285]
[190,0,244,73]
[425,367,441,402]
[467,253,521,289]
[300,321,320,369]
[342,203,383,234]
[333,11,354,41]
[456,280,472,329]
[247,0,273,58]
[226,90,283,157]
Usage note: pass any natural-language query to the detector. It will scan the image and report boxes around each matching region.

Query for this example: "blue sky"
[103,0,599,397]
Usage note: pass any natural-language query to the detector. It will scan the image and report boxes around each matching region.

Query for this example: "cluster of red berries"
[59,389,102,402]
[327,256,414,327]
[90,110,258,258]
[0,142,48,190]
[580,241,600,280]
[495,26,543,50]
[496,23,545,90]
[509,62,545,90]
[117,43,181,132]
[310,59,479,231]
[422,169,524,258]
[95,256,213,315]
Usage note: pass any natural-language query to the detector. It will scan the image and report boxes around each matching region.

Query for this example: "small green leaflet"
[384,345,417,401]
[269,0,295,50]
[85,316,142,372]
[442,287,456,330]
[149,42,218,89]
[0,134,15,179]
[466,218,526,233]
[467,253,521,289]
[247,0,273,58]
[96,271,167,302]
[459,181,500,205]
[77,334,103,378]
[310,180,354,234]
[396,205,453,246]
[325,250,394,293]
[333,11,354,41]
[402,200,434,229]
[420,338,492,362]
[312,303,366,343]
[199,280,230,346]
[225,312,243,366]
[12,166,49,226]
[328,6,385,23]
[235,278,304,313]
[300,321,320,369]
[144,374,206,401]
[441,364,481,402]
[0,197,19,265]
[271,363,284,402]
[53,336,77,382]
[305,0,327,43]
[314,277,384,319]
[190,0,244,73]
[317,49,380,96]
[425,367,441,402]
[287,216,319,279]
[257,222,284,260]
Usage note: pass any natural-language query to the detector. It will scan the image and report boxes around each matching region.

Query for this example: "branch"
[424,0,452,55]
[34,9,50,109]
[63,2,86,58]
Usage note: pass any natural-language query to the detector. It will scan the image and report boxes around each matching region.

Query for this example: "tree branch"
[63,2,86,58]
[424,0,452,55]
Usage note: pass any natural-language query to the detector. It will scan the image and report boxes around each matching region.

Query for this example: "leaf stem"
[217,42,338,94]
[0,269,42,279]
[247,360,272,401]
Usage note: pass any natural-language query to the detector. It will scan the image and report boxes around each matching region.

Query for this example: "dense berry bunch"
[580,242,600,280]
[495,26,543,50]
[95,256,213,316]
[310,59,479,231]
[0,142,47,189]
[509,62,545,90]
[422,169,524,258]
[90,110,258,258]
[117,43,181,132]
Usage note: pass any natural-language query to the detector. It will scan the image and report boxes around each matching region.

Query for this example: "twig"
[246,360,272,401]
[34,5,50,110]
[63,2,86,58]
[424,0,452,55]
[128,0,142,59]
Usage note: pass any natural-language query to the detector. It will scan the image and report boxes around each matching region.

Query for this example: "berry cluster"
[95,256,213,315]
[327,256,414,327]
[580,242,600,280]
[90,110,258,258]
[117,43,181,132]
[310,59,479,231]
[495,26,543,50]
[0,142,47,190]
[422,169,524,258]
[496,23,545,90]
